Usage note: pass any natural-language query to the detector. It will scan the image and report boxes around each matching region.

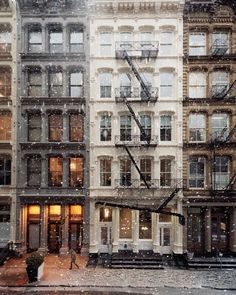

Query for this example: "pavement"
[0,254,236,294]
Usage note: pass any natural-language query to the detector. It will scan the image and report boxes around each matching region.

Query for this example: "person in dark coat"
[69,249,79,269]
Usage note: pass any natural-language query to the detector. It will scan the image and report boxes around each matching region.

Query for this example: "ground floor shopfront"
[185,205,236,254]
[19,203,84,254]
[89,201,183,255]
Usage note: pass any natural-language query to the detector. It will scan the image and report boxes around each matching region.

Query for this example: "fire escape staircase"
[100,43,185,225]
[212,80,236,100]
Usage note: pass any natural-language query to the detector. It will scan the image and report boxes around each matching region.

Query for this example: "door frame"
[48,222,62,253]
[69,222,83,253]
[99,222,112,253]
[159,223,172,254]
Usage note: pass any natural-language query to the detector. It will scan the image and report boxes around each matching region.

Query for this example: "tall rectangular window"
[49,157,62,187]
[189,33,206,56]
[160,115,172,141]
[189,72,206,98]
[100,73,112,98]
[119,208,132,239]
[0,112,11,140]
[213,157,230,190]
[140,115,151,141]
[160,72,173,97]
[140,158,151,185]
[140,32,153,50]
[0,157,11,185]
[212,71,228,98]
[69,72,83,97]
[70,29,83,53]
[0,26,11,53]
[0,71,11,98]
[28,113,41,142]
[160,159,172,187]
[100,158,111,186]
[49,113,63,142]
[139,211,152,239]
[49,71,63,97]
[189,113,206,142]
[69,113,83,142]
[120,159,131,187]
[28,70,42,97]
[69,157,84,187]
[160,32,173,55]
[212,32,229,54]
[120,115,131,141]
[140,72,153,99]
[49,27,63,53]
[120,32,132,49]
[28,28,42,52]
[119,73,131,98]
[100,32,112,56]
[212,113,229,141]
[100,115,111,141]
[27,157,41,187]
[189,157,205,188]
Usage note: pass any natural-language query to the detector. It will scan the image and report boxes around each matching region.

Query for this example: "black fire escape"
[97,41,185,225]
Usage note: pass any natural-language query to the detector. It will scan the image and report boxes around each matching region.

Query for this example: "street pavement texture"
[0,254,235,294]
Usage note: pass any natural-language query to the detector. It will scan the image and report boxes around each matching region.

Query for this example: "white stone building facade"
[89,0,184,255]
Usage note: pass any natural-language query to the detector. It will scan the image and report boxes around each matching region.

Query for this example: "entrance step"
[188,255,236,269]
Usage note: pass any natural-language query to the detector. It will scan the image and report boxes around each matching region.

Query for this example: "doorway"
[159,225,172,254]
[211,208,229,253]
[48,223,62,253]
[100,224,112,253]
[69,223,83,253]
[27,205,40,252]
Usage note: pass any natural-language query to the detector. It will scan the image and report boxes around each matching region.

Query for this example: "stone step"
[111,260,163,265]
[110,264,164,269]
[188,263,236,269]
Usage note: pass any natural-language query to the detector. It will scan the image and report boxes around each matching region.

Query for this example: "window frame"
[160,115,172,141]
[189,113,206,143]
[0,156,11,186]
[100,73,112,98]
[160,72,173,98]
[28,113,42,142]
[69,156,84,188]
[100,115,112,141]
[189,71,206,99]
[48,113,63,142]
[100,158,112,187]
[27,156,41,187]
[0,70,11,98]
[189,32,206,56]
[189,157,205,189]
[48,156,63,187]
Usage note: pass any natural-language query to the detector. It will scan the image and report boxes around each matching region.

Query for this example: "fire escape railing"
[212,80,236,100]
[211,39,229,57]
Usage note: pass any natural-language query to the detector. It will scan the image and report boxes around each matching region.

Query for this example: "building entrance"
[48,223,62,253]
[211,208,229,253]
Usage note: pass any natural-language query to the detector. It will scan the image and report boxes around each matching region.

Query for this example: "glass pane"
[139,211,152,239]
[119,208,132,239]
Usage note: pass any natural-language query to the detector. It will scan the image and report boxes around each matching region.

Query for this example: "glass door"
[48,223,62,253]
[159,225,172,254]
[100,224,112,253]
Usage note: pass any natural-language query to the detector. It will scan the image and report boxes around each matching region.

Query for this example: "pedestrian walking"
[69,249,79,269]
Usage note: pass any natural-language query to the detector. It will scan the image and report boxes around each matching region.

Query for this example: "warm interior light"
[70,205,82,215]
[49,205,61,215]
[104,208,110,219]
[28,205,40,215]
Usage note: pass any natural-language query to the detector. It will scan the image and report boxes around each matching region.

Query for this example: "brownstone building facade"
[183,0,236,255]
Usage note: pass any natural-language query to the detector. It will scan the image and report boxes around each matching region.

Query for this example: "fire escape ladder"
[225,124,236,143]
[124,145,150,189]
[221,79,236,99]
[123,51,151,101]
[224,172,236,192]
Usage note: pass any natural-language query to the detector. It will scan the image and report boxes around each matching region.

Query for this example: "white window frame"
[189,33,206,56]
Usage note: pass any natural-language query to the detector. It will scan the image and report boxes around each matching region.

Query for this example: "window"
[100,73,112,98]
[69,113,83,142]
[120,115,131,141]
[100,158,111,186]
[212,113,229,141]
[0,70,11,97]
[100,115,111,141]
[160,72,173,97]
[28,113,41,142]
[69,72,83,97]
[160,159,172,187]
[49,113,63,142]
[120,32,132,49]
[0,204,10,222]
[49,70,63,97]
[140,32,153,50]
[69,157,84,187]
[140,158,151,185]
[212,32,229,54]
[0,157,11,185]
[189,113,206,142]
[120,159,131,187]
[0,25,11,53]
[49,27,63,53]
[189,33,206,56]
[27,157,41,187]
[70,29,83,53]
[100,207,112,222]
[139,211,152,239]
[160,32,173,55]
[140,115,151,141]
[119,208,132,239]
[140,72,153,99]
[100,32,112,56]
[213,156,230,190]
[160,115,172,141]
[28,28,42,52]
[119,73,131,97]
[28,70,42,97]
[212,71,228,98]
[0,112,11,140]
[189,157,205,188]
[189,72,206,98]
[49,157,62,187]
